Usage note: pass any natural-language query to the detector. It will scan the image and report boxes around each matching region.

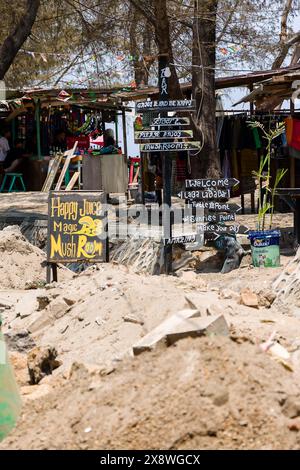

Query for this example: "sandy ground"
[1,215,300,449]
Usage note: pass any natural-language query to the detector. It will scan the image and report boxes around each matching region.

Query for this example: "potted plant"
[247,120,288,268]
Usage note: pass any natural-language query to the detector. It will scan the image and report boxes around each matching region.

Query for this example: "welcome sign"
[47,191,107,263]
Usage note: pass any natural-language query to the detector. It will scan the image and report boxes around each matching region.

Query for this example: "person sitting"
[3,139,26,173]
[100,136,119,155]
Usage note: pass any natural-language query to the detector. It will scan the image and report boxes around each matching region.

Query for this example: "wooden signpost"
[140,142,201,153]
[47,191,108,282]
[151,117,190,127]
[136,99,196,113]
[178,189,231,200]
[185,178,239,189]
[183,212,236,224]
[186,200,242,212]
[135,130,193,140]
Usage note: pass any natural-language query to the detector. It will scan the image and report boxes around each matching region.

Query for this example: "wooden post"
[159,54,172,274]
[115,113,119,146]
[35,99,42,159]
[122,108,128,157]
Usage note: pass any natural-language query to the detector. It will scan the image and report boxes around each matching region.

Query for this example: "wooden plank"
[55,141,78,191]
[132,309,200,356]
[42,153,63,192]
[65,172,80,191]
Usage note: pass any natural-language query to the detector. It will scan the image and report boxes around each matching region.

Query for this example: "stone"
[49,298,69,319]
[288,417,300,432]
[166,315,230,346]
[133,309,200,356]
[15,291,40,319]
[20,384,51,401]
[37,295,50,311]
[240,288,259,309]
[282,396,300,419]
[63,297,76,306]
[258,290,276,308]
[219,289,239,301]
[9,351,30,386]
[4,329,36,353]
[27,346,62,385]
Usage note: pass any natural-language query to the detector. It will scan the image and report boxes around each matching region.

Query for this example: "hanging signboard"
[183,212,236,224]
[136,99,196,113]
[185,178,239,189]
[178,189,231,200]
[140,142,201,153]
[197,224,249,235]
[186,200,242,213]
[135,130,193,141]
[47,191,107,264]
[151,117,190,127]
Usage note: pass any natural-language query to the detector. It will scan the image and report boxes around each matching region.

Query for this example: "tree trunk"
[129,8,154,87]
[0,0,40,80]
[191,0,220,178]
[153,0,183,99]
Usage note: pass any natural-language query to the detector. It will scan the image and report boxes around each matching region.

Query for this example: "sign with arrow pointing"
[136,99,196,113]
[185,178,239,189]
[183,213,236,224]
[197,224,250,235]
[151,117,190,127]
[164,233,200,246]
[186,200,242,213]
[135,130,193,141]
[178,189,231,200]
[140,142,201,153]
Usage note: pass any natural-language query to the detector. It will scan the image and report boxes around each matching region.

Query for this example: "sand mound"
[2,336,300,450]
[0,226,47,290]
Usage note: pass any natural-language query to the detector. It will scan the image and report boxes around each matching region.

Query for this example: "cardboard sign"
[185,178,239,189]
[140,142,201,153]
[47,191,107,263]
[136,99,196,113]
[135,130,193,140]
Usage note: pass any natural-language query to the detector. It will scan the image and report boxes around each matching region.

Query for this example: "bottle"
[0,317,21,441]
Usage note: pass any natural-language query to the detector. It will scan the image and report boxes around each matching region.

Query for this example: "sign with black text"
[47,191,107,263]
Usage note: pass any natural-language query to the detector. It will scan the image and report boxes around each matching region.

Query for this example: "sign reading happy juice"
[47,191,107,263]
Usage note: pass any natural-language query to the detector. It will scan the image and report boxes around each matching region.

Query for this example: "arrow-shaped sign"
[185,178,239,189]
[178,189,231,200]
[164,233,200,246]
[136,99,196,113]
[183,213,236,224]
[151,117,190,127]
[135,130,193,141]
[186,200,242,213]
[140,142,201,153]
[197,224,250,235]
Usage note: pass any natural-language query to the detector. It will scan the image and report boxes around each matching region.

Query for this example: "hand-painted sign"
[185,178,239,189]
[135,130,193,140]
[186,200,242,213]
[197,224,249,235]
[47,191,107,263]
[164,234,199,245]
[178,189,231,200]
[151,117,190,127]
[140,142,201,153]
[136,99,196,113]
[183,213,236,224]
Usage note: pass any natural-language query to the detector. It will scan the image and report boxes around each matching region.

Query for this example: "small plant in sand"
[247,120,288,231]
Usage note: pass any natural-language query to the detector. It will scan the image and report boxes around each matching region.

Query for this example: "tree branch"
[0,0,41,80]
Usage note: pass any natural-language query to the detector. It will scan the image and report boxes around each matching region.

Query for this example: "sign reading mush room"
[47,191,107,263]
